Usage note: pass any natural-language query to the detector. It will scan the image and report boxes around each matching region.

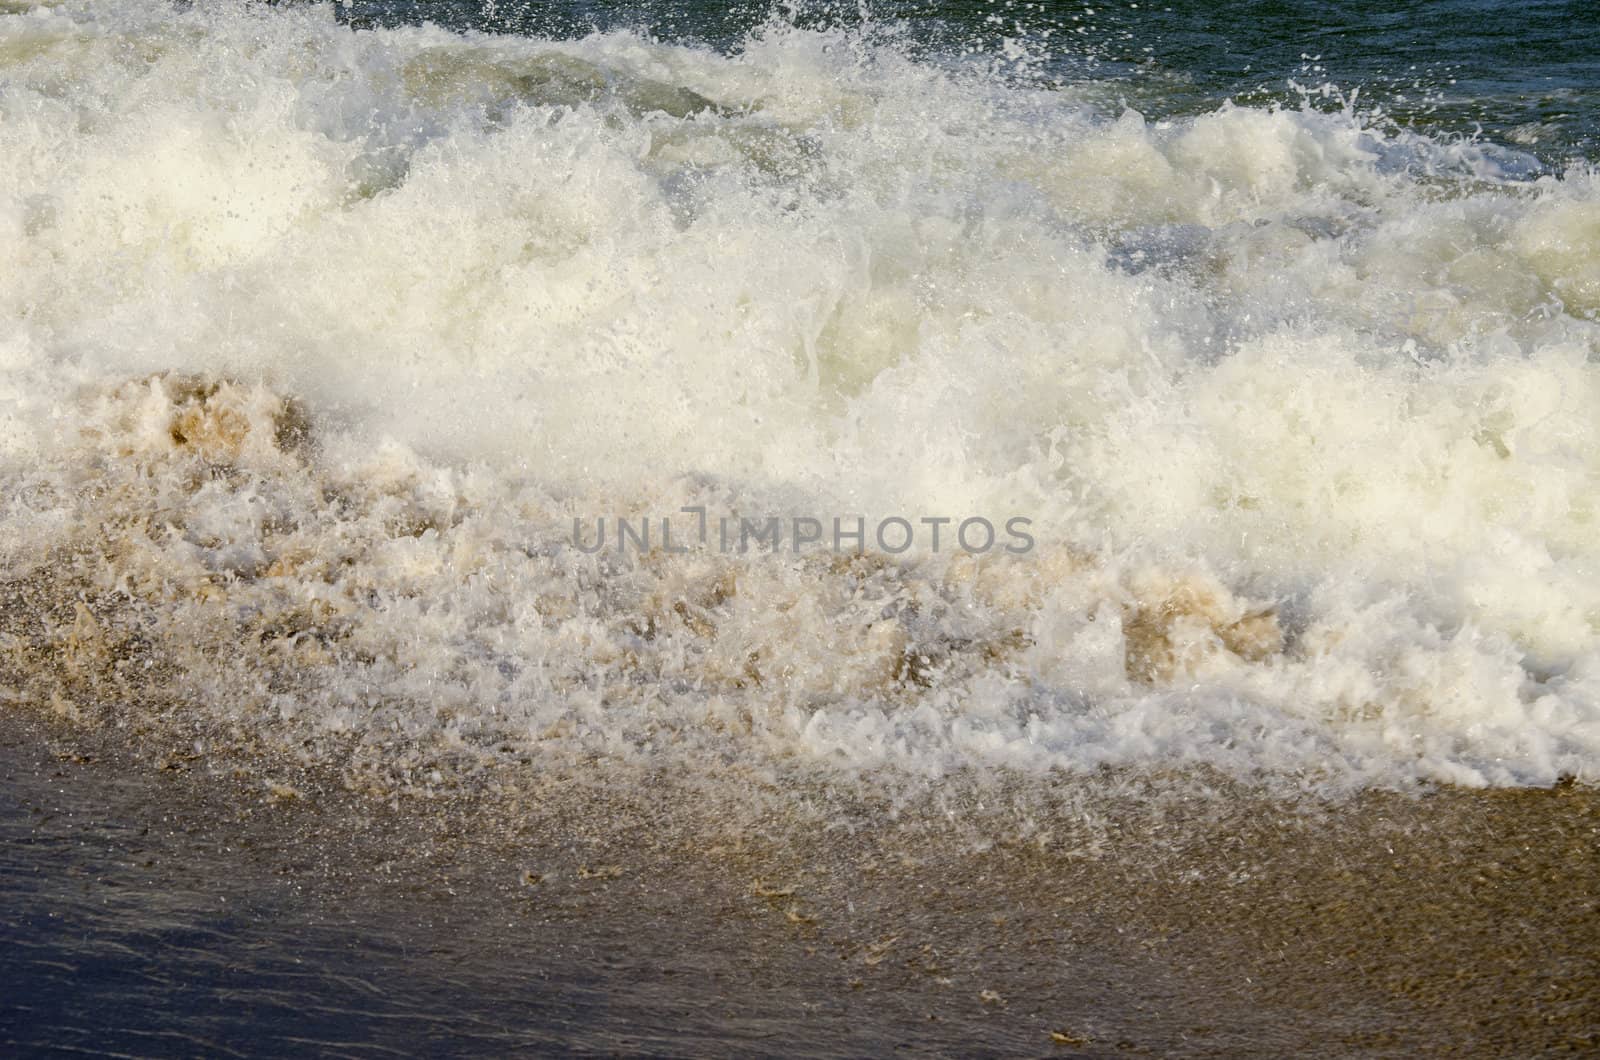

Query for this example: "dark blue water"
[334,0,1600,162]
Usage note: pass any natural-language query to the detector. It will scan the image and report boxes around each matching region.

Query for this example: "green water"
[333,0,1600,163]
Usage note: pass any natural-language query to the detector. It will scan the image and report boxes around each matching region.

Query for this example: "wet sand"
[2,709,1596,1057]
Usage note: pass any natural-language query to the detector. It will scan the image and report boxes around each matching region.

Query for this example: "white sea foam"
[2,0,1598,793]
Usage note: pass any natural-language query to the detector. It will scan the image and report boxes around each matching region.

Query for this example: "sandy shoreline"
[4,708,1596,1056]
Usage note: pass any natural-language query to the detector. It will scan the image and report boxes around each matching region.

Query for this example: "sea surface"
[1,0,1599,1052]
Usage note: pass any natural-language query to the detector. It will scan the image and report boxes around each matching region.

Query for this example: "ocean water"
[2,0,1599,805]
[347,0,1600,163]
[5,3,1600,1054]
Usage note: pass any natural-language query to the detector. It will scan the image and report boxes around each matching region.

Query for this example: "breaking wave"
[3,0,1599,799]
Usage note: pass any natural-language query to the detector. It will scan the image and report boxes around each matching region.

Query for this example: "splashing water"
[2,0,1598,802]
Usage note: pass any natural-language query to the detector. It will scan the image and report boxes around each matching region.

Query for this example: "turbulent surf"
[2,0,1598,804]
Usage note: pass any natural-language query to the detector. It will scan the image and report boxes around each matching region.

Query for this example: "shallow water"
[0,717,1243,1057]
[4,715,1597,1056]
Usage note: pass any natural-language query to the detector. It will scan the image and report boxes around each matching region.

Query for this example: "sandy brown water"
[2,708,1596,1057]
